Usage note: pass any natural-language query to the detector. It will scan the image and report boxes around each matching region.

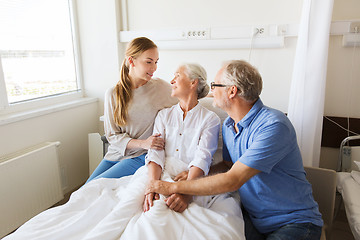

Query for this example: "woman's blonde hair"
[113,37,157,126]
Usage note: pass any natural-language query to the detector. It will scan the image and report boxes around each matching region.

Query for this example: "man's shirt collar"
[224,98,264,130]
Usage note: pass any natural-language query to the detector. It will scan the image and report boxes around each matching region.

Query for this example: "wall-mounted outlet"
[253,26,268,37]
[277,24,288,36]
[350,21,360,33]
[184,28,210,40]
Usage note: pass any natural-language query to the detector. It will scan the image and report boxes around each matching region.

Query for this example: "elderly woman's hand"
[173,170,189,181]
[165,193,192,213]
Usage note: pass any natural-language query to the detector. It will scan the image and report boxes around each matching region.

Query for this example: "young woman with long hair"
[86,37,177,183]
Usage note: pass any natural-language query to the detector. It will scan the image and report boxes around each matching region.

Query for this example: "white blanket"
[5,158,245,240]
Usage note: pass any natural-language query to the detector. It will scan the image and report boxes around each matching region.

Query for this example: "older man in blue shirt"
[146,60,323,240]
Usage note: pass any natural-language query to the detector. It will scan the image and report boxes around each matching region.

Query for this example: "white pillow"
[199,97,228,164]
[353,161,360,171]
[199,97,228,123]
[351,170,360,186]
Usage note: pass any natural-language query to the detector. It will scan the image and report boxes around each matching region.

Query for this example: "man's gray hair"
[222,60,262,102]
[181,63,209,99]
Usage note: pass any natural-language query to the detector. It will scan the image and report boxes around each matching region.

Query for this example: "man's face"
[212,67,231,110]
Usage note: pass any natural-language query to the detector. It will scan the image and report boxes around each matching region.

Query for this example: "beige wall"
[124,0,302,113]
[0,102,99,193]
[321,0,360,169]
[79,0,360,116]
[76,0,122,134]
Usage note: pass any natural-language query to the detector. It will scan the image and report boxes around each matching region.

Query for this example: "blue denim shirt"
[222,98,323,233]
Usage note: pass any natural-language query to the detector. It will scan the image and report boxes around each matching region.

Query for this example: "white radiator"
[0,141,64,238]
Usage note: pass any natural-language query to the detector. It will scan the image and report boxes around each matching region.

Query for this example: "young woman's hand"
[142,133,165,150]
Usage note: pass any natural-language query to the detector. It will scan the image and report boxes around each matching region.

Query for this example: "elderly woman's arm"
[143,161,162,212]
[165,113,220,213]
[143,110,166,212]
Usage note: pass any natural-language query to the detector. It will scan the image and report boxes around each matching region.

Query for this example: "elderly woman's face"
[170,66,193,98]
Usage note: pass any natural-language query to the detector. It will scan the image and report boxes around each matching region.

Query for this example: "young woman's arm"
[127,134,165,150]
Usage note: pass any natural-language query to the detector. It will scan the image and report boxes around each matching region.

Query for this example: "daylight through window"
[0,0,79,104]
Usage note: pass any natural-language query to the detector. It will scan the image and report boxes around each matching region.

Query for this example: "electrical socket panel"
[350,22,360,33]
[184,28,210,40]
[252,26,268,37]
[277,24,288,36]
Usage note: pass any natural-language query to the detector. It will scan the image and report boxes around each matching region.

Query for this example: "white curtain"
[287,0,334,167]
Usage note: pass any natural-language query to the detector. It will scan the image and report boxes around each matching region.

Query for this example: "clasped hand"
[144,170,190,213]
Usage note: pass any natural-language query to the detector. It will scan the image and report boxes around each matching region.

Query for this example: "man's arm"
[173,160,232,181]
[146,161,260,196]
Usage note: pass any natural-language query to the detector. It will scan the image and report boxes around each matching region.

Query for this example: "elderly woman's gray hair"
[181,63,209,99]
[222,60,262,102]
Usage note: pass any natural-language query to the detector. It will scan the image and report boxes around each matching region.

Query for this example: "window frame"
[0,0,84,114]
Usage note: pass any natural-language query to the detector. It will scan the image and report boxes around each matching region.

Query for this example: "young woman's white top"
[103,78,177,161]
[145,102,221,175]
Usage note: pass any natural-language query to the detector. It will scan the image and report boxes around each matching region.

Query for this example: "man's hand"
[146,180,175,196]
[143,192,160,212]
[165,193,192,213]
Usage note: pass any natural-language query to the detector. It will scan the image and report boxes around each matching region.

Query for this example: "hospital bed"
[3,97,334,239]
[3,98,245,240]
[336,135,360,240]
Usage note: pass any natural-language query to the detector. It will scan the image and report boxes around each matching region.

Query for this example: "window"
[0,0,81,107]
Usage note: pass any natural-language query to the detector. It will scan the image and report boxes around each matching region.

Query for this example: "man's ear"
[228,85,238,99]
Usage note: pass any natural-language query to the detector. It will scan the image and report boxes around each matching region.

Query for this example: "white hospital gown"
[146,103,221,175]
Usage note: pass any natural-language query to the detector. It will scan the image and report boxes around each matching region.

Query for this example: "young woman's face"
[130,47,159,82]
[170,66,194,99]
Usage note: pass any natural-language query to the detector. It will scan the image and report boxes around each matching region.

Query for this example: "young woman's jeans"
[242,207,322,240]
[85,153,146,184]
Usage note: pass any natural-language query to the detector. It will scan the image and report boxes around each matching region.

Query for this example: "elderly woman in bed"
[143,63,220,213]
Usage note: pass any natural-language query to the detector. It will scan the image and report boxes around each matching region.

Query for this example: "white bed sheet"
[4,158,245,240]
[337,171,360,240]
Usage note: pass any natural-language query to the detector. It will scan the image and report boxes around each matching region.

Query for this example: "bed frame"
[336,135,360,240]
[337,135,360,172]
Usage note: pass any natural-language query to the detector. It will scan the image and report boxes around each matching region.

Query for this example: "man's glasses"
[210,82,234,90]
